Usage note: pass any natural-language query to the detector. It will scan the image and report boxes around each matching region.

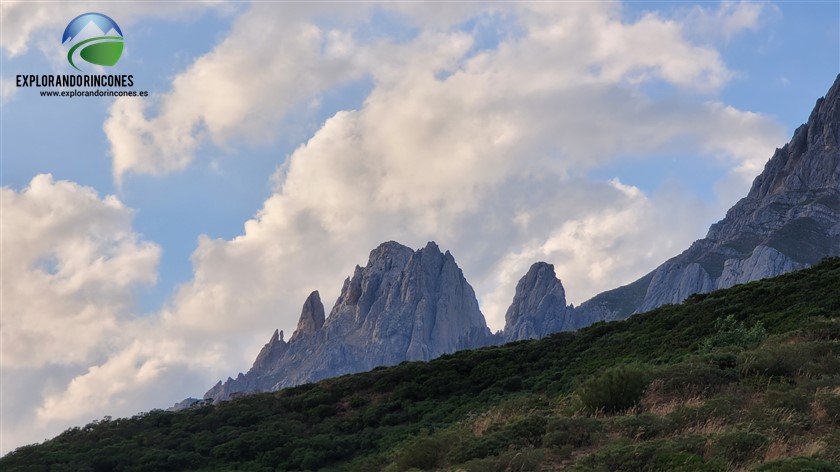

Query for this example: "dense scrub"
[3,258,840,471]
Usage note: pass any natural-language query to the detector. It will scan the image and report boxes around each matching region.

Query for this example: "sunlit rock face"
[204,241,492,401]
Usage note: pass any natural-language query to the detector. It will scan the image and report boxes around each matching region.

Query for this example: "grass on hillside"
[3,258,840,471]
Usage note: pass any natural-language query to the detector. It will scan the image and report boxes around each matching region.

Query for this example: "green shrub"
[610,413,670,441]
[748,407,811,436]
[653,452,727,472]
[497,415,547,447]
[752,457,840,472]
[700,351,738,369]
[714,431,769,465]
[578,365,650,414]
[393,431,455,471]
[740,337,840,381]
[348,394,368,408]
[700,315,766,352]
[456,448,544,472]
[800,318,840,342]
[447,433,510,464]
[667,394,744,430]
[765,384,812,413]
[817,393,840,425]
[739,345,810,379]
[573,440,655,472]
[494,375,523,392]
[543,416,601,448]
[654,362,738,396]
[446,414,548,465]
[574,437,707,472]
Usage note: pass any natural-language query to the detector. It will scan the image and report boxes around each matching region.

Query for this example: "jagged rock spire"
[251,328,287,372]
[290,291,325,341]
[503,262,571,342]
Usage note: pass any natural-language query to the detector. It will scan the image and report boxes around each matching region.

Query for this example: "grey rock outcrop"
[502,262,573,342]
[252,329,287,372]
[289,291,325,342]
[716,245,806,290]
[167,397,202,412]
[576,73,840,321]
[204,241,493,402]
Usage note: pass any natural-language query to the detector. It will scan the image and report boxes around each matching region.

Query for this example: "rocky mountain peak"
[746,74,840,204]
[251,328,287,372]
[325,240,491,363]
[290,291,325,341]
[576,73,840,321]
[503,262,571,342]
[806,74,840,149]
[514,262,567,310]
[204,240,493,402]
[367,241,415,270]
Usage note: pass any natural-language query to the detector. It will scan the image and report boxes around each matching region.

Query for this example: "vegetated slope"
[4,258,840,472]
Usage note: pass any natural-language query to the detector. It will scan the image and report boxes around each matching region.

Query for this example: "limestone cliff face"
[577,73,840,321]
[502,262,573,342]
[204,241,492,401]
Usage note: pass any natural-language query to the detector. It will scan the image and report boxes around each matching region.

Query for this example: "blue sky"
[1,0,838,455]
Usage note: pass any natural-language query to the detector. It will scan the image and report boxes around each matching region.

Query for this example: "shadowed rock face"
[502,262,572,342]
[204,241,493,402]
[576,73,840,322]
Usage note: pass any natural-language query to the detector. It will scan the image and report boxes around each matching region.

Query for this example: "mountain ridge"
[572,72,840,324]
[196,72,840,402]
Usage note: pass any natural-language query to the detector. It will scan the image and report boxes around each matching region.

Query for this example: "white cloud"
[0,175,160,453]
[1,175,160,368]
[104,1,739,184]
[678,0,777,42]
[0,76,18,104]
[104,3,367,185]
[698,102,784,178]
[36,338,184,423]
[3,1,790,456]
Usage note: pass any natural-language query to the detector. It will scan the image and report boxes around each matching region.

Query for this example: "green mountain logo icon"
[61,13,124,72]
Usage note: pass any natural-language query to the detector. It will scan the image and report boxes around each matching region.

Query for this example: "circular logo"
[61,13,124,72]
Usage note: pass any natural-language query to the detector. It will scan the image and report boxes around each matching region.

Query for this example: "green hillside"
[4,258,840,471]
